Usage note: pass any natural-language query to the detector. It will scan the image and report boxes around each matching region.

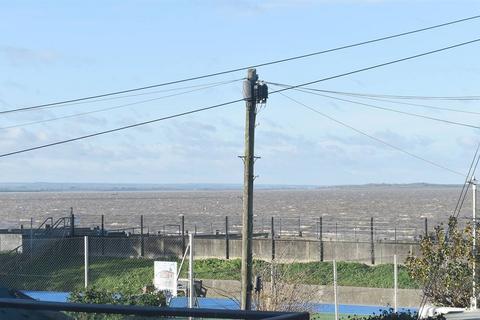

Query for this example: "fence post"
[370,217,375,265]
[298,217,301,237]
[70,208,75,238]
[279,218,282,238]
[319,217,324,262]
[394,254,398,313]
[271,217,275,261]
[188,234,195,308]
[30,217,33,257]
[424,217,428,238]
[181,215,186,254]
[84,236,89,289]
[335,222,338,241]
[333,260,338,320]
[101,215,105,256]
[140,215,144,257]
[394,227,397,255]
[225,216,230,260]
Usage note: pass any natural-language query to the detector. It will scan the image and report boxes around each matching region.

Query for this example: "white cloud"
[0,46,60,66]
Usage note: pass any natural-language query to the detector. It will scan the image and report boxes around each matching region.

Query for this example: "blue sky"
[1,0,480,185]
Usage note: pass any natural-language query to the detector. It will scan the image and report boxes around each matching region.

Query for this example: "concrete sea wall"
[18,235,420,264]
[195,237,420,263]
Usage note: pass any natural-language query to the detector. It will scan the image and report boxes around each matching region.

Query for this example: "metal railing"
[0,298,310,319]
[4,210,440,241]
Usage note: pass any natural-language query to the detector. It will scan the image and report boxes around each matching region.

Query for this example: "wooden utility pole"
[240,68,267,310]
[241,69,257,310]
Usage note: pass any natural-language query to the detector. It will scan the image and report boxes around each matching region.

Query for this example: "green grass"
[0,253,419,293]
[191,259,419,289]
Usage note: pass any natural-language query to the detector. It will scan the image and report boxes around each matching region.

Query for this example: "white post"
[473,177,478,310]
[333,260,339,320]
[84,236,89,289]
[30,218,33,257]
[394,254,398,313]
[188,233,194,308]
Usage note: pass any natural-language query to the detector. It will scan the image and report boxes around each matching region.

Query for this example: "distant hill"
[331,182,462,189]
[0,182,461,192]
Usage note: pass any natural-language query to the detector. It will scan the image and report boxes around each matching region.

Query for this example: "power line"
[295,88,480,116]
[269,38,480,96]
[317,92,480,129]
[302,88,480,101]
[279,93,464,177]
[0,98,244,158]
[6,14,480,112]
[2,37,480,158]
[0,80,240,131]
[278,87,480,130]
[0,79,242,115]
[454,158,480,220]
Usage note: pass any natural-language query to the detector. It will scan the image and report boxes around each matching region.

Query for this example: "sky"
[1,0,480,186]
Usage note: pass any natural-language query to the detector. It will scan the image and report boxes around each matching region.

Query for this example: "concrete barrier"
[195,237,419,264]
[18,235,420,264]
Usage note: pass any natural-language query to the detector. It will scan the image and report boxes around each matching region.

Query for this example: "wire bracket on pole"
[237,155,261,164]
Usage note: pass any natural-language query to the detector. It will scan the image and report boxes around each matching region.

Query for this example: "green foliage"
[191,258,269,281]
[405,217,474,307]
[68,287,166,320]
[90,259,153,295]
[69,286,166,306]
[69,287,117,305]
[346,308,445,320]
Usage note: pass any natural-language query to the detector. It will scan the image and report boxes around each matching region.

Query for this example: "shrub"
[346,308,445,320]
[405,217,474,307]
[68,286,167,319]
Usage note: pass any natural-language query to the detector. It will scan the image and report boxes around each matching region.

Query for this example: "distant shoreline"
[0,182,462,193]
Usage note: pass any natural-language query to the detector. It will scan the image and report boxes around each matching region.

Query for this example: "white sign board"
[154,261,177,297]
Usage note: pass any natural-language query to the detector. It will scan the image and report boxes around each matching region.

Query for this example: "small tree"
[254,261,317,313]
[405,217,476,307]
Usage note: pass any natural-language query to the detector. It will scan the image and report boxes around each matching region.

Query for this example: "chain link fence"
[0,235,187,293]
[0,237,84,291]
[2,213,436,243]
[0,232,425,318]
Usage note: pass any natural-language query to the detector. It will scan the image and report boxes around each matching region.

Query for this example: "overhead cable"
[0,98,244,158]
[280,93,464,177]
[0,80,240,131]
[2,37,480,158]
[269,38,480,96]
[5,14,480,112]
[315,89,480,101]
[279,86,480,130]
[325,92,480,115]
[280,85,480,115]
[0,79,242,115]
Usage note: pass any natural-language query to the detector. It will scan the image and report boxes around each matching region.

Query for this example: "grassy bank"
[192,259,419,289]
[0,252,419,293]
